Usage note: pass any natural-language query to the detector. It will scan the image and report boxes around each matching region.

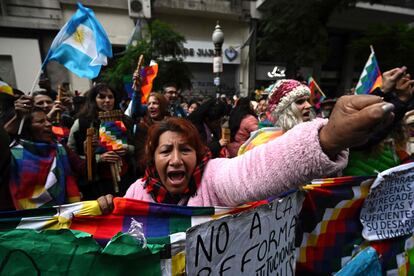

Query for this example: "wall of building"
[0,37,42,92]
[0,0,251,97]
[158,13,250,97]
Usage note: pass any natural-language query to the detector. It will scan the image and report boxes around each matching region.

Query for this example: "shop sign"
[183,40,240,64]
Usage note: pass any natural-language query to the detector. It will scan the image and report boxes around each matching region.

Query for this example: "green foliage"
[149,20,186,58]
[352,23,414,71]
[101,19,192,93]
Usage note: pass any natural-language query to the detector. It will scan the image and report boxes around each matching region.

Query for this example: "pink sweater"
[125,119,348,207]
[227,115,259,158]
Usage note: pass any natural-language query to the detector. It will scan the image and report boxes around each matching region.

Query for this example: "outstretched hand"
[319,95,394,159]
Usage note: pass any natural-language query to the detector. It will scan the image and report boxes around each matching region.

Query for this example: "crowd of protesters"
[0,65,412,212]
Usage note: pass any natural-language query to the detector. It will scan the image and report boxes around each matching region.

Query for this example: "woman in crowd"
[3,90,73,140]
[226,97,258,157]
[188,98,229,158]
[187,99,200,115]
[68,83,136,198]
[256,97,268,115]
[134,92,169,177]
[237,79,314,156]
[32,90,74,141]
[140,92,169,127]
[98,94,395,211]
[1,108,81,210]
[268,79,314,131]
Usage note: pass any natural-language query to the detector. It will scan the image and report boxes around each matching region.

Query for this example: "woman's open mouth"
[302,111,310,121]
[167,170,186,184]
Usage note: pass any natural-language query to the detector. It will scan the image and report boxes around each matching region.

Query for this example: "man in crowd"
[163,83,187,118]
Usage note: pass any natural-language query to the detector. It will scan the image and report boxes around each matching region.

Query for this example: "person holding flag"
[17,2,113,135]
[343,66,414,176]
[67,83,136,199]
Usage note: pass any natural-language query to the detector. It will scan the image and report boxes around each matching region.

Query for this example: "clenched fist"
[319,95,394,159]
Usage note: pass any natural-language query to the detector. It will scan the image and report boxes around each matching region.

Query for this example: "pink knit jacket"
[125,118,348,207]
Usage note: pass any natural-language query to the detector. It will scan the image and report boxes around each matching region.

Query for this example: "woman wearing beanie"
[267,79,314,131]
[238,79,315,156]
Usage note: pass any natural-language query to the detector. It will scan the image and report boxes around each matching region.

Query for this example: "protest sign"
[185,192,303,276]
[361,162,414,241]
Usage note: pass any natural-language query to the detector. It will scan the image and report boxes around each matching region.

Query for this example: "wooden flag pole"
[312,79,326,97]
[86,127,94,182]
[132,55,144,92]
[56,85,63,124]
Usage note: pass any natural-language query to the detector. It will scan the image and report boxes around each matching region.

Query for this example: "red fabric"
[140,64,158,104]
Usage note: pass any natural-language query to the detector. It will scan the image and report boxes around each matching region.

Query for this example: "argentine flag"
[42,3,112,79]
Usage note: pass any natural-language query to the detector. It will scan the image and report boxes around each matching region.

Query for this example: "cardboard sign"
[361,162,414,241]
[186,192,303,275]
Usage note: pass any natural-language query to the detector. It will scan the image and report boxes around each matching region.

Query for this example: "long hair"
[229,97,256,141]
[274,102,315,131]
[142,92,169,127]
[76,83,117,120]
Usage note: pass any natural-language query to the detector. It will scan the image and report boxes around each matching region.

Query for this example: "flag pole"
[312,78,326,97]
[17,67,43,135]
[370,45,374,54]
[28,67,43,96]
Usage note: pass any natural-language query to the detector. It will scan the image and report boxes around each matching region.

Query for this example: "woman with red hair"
[134,92,169,177]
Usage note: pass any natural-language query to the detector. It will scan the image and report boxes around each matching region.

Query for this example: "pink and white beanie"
[267,79,310,116]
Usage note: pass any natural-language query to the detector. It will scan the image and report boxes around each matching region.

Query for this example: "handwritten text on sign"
[186,192,303,276]
[361,162,414,241]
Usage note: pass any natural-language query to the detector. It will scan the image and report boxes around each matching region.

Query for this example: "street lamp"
[212,21,224,97]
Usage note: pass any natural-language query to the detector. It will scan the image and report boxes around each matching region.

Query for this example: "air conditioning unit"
[128,0,151,19]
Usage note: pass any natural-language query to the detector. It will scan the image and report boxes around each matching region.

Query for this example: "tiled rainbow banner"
[0,176,413,275]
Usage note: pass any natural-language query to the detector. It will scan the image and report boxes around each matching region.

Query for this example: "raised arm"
[200,95,394,206]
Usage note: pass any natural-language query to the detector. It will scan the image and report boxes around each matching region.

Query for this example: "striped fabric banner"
[0,176,413,275]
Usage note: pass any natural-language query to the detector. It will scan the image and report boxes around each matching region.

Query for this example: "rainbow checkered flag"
[308,76,326,109]
[99,120,127,151]
[355,47,382,95]
[296,176,413,275]
[0,197,271,275]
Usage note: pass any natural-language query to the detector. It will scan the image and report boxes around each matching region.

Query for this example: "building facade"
[253,0,414,96]
[0,0,254,98]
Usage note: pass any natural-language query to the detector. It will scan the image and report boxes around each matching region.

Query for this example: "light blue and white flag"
[42,3,112,79]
